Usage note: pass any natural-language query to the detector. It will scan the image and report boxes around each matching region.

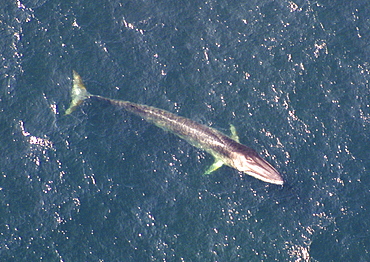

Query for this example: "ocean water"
[1,0,369,261]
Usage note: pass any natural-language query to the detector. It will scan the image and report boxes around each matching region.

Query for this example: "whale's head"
[230,146,283,185]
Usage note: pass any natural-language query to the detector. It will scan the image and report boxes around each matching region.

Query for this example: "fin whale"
[66,71,283,185]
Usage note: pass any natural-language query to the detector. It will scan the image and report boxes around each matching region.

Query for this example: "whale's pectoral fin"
[203,124,239,175]
[204,159,224,175]
[65,70,91,115]
[230,124,240,142]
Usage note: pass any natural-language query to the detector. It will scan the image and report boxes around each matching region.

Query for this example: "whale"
[66,71,283,185]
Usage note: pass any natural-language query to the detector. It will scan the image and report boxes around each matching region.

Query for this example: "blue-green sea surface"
[1,0,369,261]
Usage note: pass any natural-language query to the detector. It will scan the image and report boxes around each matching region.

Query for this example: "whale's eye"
[245,156,253,162]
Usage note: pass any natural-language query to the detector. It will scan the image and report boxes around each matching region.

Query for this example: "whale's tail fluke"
[65,70,91,115]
